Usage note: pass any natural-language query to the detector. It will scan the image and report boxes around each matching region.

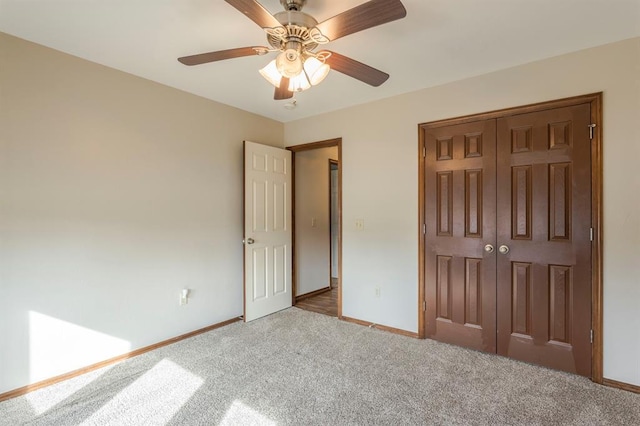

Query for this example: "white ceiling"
[1,0,639,122]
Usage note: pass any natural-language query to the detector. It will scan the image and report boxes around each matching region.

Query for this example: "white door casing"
[243,141,292,322]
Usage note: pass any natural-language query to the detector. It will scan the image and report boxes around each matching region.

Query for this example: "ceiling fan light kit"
[260,54,330,93]
[275,41,304,78]
[178,0,407,100]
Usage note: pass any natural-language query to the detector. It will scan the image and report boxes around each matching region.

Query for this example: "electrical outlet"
[180,289,189,306]
[355,219,365,230]
[375,286,381,298]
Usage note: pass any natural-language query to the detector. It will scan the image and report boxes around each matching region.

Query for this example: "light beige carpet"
[1,307,638,425]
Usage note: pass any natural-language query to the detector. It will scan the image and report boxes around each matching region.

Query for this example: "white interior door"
[243,141,292,322]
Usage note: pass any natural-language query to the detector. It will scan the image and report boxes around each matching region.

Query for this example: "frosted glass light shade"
[259,60,281,87]
[288,72,311,92]
[303,57,330,86]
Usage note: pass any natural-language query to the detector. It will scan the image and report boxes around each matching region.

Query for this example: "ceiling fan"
[178,0,407,100]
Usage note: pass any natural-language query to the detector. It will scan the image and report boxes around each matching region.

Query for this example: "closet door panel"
[424,120,497,353]
[496,104,592,377]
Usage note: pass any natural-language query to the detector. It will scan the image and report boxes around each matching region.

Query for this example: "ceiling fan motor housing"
[269,11,319,51]
[280,0,307,11]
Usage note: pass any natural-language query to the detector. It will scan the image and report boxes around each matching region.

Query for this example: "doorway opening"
[288,139,342,318]
[329,159,339,288]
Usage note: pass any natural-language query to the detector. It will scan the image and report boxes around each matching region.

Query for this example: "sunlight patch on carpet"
[81,359,203,425]
[220,400,277,426]
[26,365,116,415]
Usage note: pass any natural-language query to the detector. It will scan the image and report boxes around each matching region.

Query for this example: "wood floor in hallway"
[295,284,338,317]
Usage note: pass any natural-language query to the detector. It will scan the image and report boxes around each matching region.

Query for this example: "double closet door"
[423,103,592,376]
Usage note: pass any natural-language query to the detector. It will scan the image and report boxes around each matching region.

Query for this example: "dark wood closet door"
[496,104,592,376]
[424,120,497,353]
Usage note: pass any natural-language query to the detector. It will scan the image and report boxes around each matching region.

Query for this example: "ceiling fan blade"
[178,47,268,66]
[274,77,294,100]
[324,51,389,87]
[225,0,283,29]
[314,0,406,42]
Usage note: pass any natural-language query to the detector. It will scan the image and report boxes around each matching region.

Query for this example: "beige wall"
[2,29,638,393]
[285,37,640,386]
[294,146,338,296]
[0,33,284,393]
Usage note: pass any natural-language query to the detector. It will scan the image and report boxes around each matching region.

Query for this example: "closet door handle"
[484,244,495,253]
[498,245,510,255]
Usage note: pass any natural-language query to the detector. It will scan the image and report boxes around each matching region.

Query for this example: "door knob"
[243,238,255,245]
[484,244,495,253]
[498,245,510,254]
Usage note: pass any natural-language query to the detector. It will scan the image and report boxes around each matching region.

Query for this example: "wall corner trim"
[341,316,420,339]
